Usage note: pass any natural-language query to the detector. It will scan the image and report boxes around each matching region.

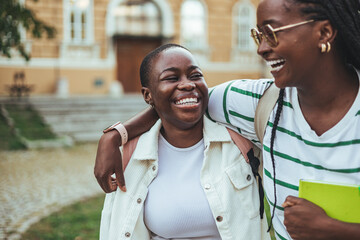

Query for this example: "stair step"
[28,95,148,142]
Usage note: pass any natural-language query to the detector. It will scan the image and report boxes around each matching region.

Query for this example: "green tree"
[0,0,56,61]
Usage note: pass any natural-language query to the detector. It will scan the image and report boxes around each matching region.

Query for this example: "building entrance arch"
[106,0,174,93]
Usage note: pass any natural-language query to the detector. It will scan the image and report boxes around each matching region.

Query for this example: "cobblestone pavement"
[0,143,104,240]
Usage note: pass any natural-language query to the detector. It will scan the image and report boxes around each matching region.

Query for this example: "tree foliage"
[0,0,56,61]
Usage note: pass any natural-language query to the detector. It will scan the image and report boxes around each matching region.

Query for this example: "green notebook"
[298,179,360,223]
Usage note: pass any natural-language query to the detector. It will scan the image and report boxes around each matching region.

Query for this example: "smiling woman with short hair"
[99,44,270,240]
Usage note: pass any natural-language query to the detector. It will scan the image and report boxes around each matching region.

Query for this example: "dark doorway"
[115,37,162,93]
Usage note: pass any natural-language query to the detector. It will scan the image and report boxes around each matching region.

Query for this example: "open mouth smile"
[174,97,199,106]
[266,58,286,72]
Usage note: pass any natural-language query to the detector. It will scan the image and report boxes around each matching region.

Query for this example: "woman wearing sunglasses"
[95,0,360,239]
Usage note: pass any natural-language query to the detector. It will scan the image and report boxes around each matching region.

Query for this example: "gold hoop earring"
[326,42,331,53]
[320,43,327,53]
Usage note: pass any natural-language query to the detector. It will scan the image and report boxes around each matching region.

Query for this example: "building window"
[113,1,161,36]
[180,0,207,49]
[233,1,256,51]
[61,0,98,59]
[67,0,93,43]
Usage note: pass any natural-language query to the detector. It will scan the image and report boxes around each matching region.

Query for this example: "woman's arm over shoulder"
[206,79,273,142]
[94,107,159,193]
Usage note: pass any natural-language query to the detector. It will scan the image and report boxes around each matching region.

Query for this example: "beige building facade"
[0,0,266,96]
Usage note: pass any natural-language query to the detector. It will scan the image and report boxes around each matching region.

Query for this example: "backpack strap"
[226,128,253,162]
[254,83,280,144]
[122,135,140,171]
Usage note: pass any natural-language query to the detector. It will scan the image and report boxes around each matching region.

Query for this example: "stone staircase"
[29,95,148,142]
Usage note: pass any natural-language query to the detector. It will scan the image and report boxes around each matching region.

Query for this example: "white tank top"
[144,134,221,240]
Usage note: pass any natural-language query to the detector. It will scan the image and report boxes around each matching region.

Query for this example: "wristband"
[103,121,128,145]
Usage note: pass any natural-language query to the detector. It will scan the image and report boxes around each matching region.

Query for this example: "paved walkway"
[0,143,104,240]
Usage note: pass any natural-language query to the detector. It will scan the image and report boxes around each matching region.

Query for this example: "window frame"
[232,0,256,52]
[113,1,162,36]
[180,0,208,50]
[63,0,94,44]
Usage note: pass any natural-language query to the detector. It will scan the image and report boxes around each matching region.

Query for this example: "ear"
[141,87,153,106]
[317,20,338,47]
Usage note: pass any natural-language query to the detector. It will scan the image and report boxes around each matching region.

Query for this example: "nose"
[178,78,196,90]
[257,38,272,58]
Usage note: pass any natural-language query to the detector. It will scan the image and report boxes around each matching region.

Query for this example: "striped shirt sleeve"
[207,79,273,146]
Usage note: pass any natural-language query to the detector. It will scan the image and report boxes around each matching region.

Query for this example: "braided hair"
[267,88,284,231]
[140,43,188,87]
[267,0,360,231]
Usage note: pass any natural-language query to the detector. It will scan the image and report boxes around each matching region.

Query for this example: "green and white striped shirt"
[207,70,360,240]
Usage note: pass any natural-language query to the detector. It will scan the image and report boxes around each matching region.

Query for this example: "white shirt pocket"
[225,161,260,219]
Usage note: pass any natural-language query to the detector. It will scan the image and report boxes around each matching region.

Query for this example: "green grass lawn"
[21,194,105,240]
[6,103,57,140]
[0,103,57,150]
[0,115,26,150]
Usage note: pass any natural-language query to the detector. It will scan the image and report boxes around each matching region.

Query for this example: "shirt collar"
[131,117,232,161]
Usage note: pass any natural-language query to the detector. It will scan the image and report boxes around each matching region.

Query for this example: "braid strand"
[267,88,285,232]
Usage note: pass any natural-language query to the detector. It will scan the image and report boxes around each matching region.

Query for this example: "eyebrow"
[257,19,278,28]
[160,65,200,74]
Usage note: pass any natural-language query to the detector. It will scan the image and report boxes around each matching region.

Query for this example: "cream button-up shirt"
[100,118,270,240]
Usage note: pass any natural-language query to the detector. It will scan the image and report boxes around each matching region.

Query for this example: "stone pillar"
[109,81,124,98]
[56,77,69,98]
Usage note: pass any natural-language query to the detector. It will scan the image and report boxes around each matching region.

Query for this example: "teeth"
[266,59,285,66]
[175,98,198,105]
[266,58,286,72]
